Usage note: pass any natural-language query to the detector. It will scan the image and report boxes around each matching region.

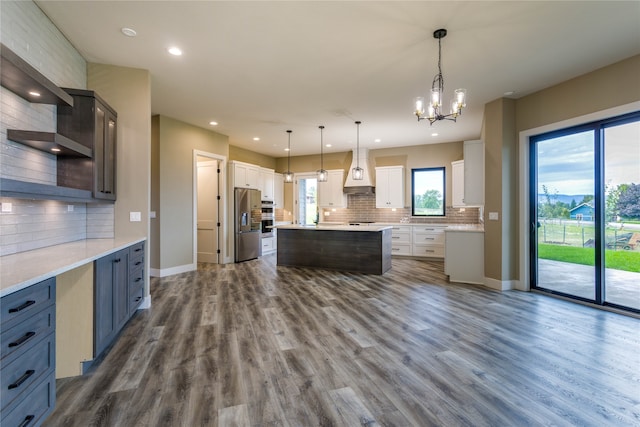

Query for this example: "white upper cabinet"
[231,161,260,189]
[273,173,284,208]
[463,140,484,206]
[451,160,465,207]
[375,166,404,208]
[259,167,274,201]
[318,170,347,208]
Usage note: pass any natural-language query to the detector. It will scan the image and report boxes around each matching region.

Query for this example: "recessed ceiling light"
[431,133,439,137]
[374,138,381,143]
[51,148,61,152]
[167,46,182,56]
[326,144,332,148]
[504,90,515,96]
[284,148,290,152]
[253,137,260,141]
[121,27,137,37]
[29,91,41,97]
[209,121,218,126]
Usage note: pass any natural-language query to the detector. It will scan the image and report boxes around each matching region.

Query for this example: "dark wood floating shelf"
[0,43,73,107]
[7,130,92,158]
[0,178,100,204]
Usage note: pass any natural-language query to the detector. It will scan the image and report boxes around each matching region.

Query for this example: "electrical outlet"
[67,205,74,212]
[130,211,141,222]
[489,212,499,221]
[149,211,156,219]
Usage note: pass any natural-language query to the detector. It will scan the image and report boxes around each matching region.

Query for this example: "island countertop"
[1,237,146,297]
[275,224,392,232]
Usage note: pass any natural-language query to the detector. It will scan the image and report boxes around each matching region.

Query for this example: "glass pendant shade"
[352,121,364,180]
[317,125,328,182]
[284,130,293,184]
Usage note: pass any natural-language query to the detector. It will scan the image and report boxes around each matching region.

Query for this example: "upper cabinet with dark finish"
[57,89,117,201]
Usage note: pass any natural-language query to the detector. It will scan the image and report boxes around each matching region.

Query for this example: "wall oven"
[261,201,274,237]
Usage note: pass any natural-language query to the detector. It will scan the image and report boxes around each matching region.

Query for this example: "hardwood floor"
[44,255,640,426]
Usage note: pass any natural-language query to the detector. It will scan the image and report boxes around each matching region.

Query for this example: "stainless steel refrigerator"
[234,188,262,262]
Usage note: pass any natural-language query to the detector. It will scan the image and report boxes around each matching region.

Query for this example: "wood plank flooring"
[44,255,640,426]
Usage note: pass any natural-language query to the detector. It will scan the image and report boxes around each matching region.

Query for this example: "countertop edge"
[1,237,146,297]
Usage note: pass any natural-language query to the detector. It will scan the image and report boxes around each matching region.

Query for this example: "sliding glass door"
[530,112,640,312]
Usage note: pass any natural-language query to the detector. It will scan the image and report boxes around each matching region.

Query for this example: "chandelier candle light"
[352,121,364,180]
[317,125,328,182]
[414,28,466,124]
[284,130,293,183]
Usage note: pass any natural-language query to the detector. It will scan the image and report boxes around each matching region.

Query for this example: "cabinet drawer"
[129,241,145,263]
[390,225,412,233]
[0,373,55,427]
[262,237,274,251]
[391,243,412,256]
[1,305,55,362]
[129,285,144,315]
[130,266,144,289]
[1,278,55,331]
[0,332,54,411]
[413,225,446,233]
[391,232,411,244]
[413,245,445,258]
[413,232,445,245]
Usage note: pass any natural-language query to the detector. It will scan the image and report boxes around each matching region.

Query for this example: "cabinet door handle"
[8,331,35,348]
[114,258,121,263]
[8,300,35,313]
[8,370,35,390]
[18,415,35,427]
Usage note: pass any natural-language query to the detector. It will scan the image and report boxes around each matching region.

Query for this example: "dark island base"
[277,228,392,275]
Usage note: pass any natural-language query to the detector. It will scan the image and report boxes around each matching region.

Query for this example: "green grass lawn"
[538,243,640,273]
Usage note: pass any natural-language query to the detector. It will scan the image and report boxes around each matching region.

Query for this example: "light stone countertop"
[276,224,393,232]
[1,237,146,297]
[445,224,485,232]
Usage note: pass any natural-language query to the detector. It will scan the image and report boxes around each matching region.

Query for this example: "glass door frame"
[528,110,640,313]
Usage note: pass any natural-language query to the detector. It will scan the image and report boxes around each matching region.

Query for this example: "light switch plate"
[1,202,12,213]
[149,211,156,219]
[130,211,142,222]
[489,212,499,221]
[67,205,74,212]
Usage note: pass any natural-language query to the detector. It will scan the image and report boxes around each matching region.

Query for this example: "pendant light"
[284,130,293,183]
[414,29,466,124]
[352,121,364,180]
[317,125,328,182]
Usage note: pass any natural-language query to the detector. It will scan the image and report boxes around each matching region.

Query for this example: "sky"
[537,120,639,196]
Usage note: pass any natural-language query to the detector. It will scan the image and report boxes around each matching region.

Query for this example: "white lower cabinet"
[412,225,446,258]
[261,236,275,254]
[445,230,484,284]
[390,225,411,256]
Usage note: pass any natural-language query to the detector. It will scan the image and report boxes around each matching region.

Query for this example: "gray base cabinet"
[94,241,145,358]
[0,278,56,427]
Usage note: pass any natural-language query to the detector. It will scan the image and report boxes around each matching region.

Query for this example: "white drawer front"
[391,243,412,256]
[412,244,445,258]
[390,225,412,233]
[413,233,445,245]
[391,232,411,244]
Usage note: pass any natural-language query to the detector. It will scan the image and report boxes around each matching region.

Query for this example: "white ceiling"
[36,1,640,157]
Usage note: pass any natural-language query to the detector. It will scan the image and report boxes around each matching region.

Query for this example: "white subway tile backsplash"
[0,1,116,256]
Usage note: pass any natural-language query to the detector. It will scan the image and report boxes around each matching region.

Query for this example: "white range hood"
[343,148,375,194]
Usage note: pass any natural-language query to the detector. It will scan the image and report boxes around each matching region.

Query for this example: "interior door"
[197,160,219,263]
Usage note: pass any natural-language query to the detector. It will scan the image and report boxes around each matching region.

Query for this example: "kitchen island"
[276,224,393,274]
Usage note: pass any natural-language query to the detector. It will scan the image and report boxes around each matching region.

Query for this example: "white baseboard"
[149,263,196,278]
[139,294,152,309]
[483,277,516,291]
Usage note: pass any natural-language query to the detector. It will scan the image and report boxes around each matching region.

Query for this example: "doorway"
[294,173,318,225]
[529,111,640,312]
[195,152,224,264]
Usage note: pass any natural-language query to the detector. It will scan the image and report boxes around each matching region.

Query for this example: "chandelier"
[317,125,328,182]
[414,29,466,125]
[284,130,293,183]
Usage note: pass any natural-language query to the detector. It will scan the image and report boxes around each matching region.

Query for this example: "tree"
[605,183,622,222]
[420,189,441,209]
[617,183,640,219]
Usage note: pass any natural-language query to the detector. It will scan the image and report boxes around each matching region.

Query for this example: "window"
[411,167,445,216]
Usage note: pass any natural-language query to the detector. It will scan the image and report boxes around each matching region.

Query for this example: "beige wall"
[229,145,277,169]
[152,115,228,272]
[483,54,640,286]
[88,63,151,290]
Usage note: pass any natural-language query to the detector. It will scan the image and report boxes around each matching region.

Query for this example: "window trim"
[411,167,446,217]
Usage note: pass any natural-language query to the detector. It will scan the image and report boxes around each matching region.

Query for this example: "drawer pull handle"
[392,248,399,251]
[19,415,35,427]
[135,261,143,266]
[135,248,142,252]
[135,297,142,302]
[114,258,121,263]
[424,237,435,240]
[425,249,434,253]
[135,278,143,282]
[8,300,35,313]
[8,370,35,390]
[392,236,400,239]
[8,331,36,348]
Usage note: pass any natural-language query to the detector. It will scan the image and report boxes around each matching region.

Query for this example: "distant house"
[570,203,594,221]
